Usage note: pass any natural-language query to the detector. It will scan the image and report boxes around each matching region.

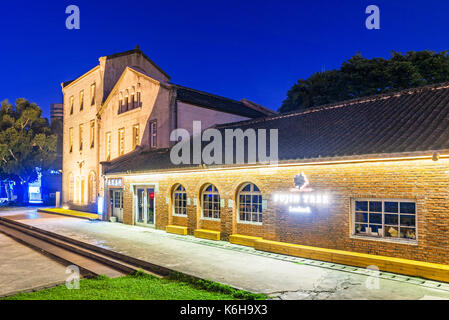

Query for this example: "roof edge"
[104,149,449,176]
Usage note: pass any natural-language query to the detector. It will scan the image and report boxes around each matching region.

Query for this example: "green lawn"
[3,272,267,300]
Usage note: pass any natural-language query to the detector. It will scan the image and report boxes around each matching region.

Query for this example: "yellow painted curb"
[194,229,220,241]
[38,208,99,220]
[229,234,262,247]
[253,239,449,282]
[166,225,188,235]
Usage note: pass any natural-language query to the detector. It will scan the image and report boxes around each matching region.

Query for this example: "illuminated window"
[124,90,129,111]
[105,132,111,161]
[136,83,141,107]
[79,90,84,111]
[202,184,220,219]
[69,127,73,153]
[90,83,96,106]
[68,173,74,202]
[118,92,123,113]
[132,124,139,149]
[130,87,135,109]
[353,199,416,241]
[90,120,95,148]
[118,128,125,156]
[79,124,83,151]
[238,183,263,224]
[150,120,157,148]
[88,171,96,203]
[173,184,187,216]
[69,96,74,115]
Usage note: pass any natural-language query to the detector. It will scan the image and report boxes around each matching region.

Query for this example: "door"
[146,188,155,225]
[111,190,123,222]
[80,178,85,203]
[135,186,156,226]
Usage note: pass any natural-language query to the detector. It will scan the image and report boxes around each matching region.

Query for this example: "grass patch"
[3,271,267,300]
[166,271,266,300]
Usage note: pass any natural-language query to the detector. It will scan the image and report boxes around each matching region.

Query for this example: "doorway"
[110,189,123,222]
[135,186,156,226]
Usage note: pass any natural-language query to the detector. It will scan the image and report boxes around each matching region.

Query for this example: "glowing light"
[97,196,104,215]
[273,193,330,205]
[63,205,69,210]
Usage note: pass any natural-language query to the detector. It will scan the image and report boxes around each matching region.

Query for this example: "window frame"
[351,198,417,244]
[90,120,95,148]
[79,124,83,151]
[201,184,221,220]
[90,83,96,106]
[237,183,263,225]
[118,128,125,156]
[79,90,84,111]
[132,124,140,149]
[69,96,74,115]
[172,184,187,217]
[105,131,111,161]
[150,120,157,148]
[69,127,73,153]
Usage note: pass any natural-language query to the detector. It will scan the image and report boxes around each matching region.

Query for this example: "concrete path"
[2,207,449,300]
[0,232,68,297]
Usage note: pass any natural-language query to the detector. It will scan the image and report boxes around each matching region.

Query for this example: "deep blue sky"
[1,0,449,119]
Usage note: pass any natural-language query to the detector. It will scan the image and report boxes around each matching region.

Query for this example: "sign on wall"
[272,172,329,213]
[107,178,123,188]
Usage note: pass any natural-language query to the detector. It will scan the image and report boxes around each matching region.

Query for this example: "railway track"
[0,216,171,279]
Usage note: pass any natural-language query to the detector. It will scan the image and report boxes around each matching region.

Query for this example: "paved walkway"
[0,232,68,297]
[2,207,449,300]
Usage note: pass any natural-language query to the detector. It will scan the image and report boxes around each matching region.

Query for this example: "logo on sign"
[273,172,329,213]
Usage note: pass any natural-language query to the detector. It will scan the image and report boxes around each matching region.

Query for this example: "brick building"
[102,83,449,267]
[61,47,275,212]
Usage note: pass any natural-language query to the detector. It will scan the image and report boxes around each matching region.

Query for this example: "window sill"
[350,234,418,246]
[201,217,221,222]
[173,214,187,218]
[237,220,262,226]
[118,106,142,116]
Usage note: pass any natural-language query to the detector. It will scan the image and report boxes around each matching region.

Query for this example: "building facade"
[102,83,449,267]
[61,47,275,211]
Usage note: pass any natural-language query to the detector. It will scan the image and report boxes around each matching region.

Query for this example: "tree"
[279,50,449,113]
[0,98,57,204]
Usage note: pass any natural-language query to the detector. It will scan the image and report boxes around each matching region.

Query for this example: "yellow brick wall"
[109,157,449,265]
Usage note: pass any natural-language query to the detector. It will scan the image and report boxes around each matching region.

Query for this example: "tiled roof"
[105,46,170,80]
[104,82,449,174]
[174,85,275,118]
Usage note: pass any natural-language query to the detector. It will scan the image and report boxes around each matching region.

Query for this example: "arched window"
[75,176,80,203]
[173,184,187,216]
[136,83,141,107]
[68,173,74,202]
[238,183,262,223]
[130,86,135,109]
[118,92,123,113]
[88,171,96,203]
[202,184,220,219]
[124,90,129,111]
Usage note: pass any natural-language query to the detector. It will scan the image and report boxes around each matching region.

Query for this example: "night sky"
[1,0,449,118]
